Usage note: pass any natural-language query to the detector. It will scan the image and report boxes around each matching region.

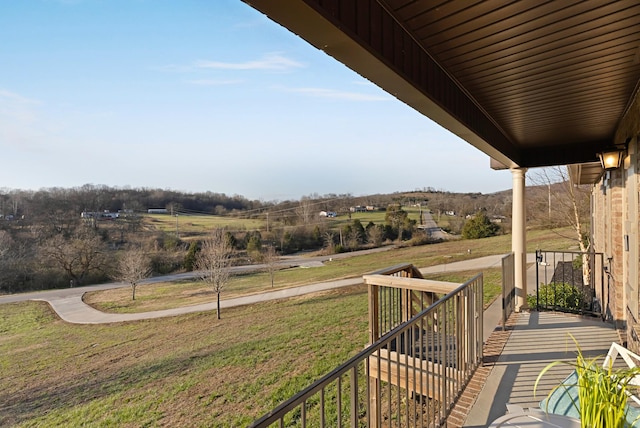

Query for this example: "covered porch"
[240,0,640,346]
[240,1,640,425]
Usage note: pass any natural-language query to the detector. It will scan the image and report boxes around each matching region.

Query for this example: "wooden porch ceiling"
[243,0,640,172]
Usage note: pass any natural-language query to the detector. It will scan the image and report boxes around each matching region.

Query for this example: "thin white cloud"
[277,86,390,102]
[0,89,40,106]
[0,89,41,126]
[0,89,65,152]
[186,79,244,86]
[195,53,304,71]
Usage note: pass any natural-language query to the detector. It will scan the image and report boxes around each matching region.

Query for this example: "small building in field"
[147,208,168,214]
[81,211,119,220]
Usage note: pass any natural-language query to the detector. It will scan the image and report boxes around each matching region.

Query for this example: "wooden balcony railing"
[250,264,484,427]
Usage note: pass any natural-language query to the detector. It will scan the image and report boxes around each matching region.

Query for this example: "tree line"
[0,184,264,220]
[0,184,528,294]
[0,201,425,294]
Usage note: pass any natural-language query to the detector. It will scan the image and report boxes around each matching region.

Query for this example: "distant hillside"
[0,182,579,232]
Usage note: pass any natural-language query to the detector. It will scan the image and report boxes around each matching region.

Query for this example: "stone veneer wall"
[592,171,623,321]
[593,87,640,352]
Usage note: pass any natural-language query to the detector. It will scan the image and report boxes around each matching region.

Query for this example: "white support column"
[512,168,528,311]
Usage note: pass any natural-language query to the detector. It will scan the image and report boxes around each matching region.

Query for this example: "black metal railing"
[534,250,607,319]
[501,252,515,329]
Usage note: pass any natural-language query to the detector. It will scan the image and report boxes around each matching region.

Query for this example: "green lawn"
[1,227,577,427]
[145,213,265,235]
[0,287,370,427]
[144,206,425,238]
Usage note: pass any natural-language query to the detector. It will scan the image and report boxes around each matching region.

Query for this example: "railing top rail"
[250,272,483,427]
[537,249,604,256]
[368,263,423,278]
[363,274,460,293]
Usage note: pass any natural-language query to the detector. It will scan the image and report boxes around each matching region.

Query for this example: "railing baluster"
[350,366,358,428]
[337,375,342,428]
[320,387,325,427]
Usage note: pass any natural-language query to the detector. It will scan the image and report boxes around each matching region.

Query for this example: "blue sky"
[0,0,512,201]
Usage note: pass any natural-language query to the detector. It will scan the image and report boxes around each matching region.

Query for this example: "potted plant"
[535,337,640,428]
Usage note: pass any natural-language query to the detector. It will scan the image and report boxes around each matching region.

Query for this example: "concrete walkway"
[462,266,620,427]
[0,252,518,325]
[36,277,365,324]
[0,246,394,324]
[462,311,619,427]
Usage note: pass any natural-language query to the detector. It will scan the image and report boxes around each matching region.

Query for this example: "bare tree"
[345,228,361,251]
[39,229,107,286]
[323,231,336,254]
[262,244,280,288]
[530,166,592,284]
[112,247,152,300]
[0,231,17,292]
[194,229,233,319]
[367,224,384,246]
[296,197,313,225]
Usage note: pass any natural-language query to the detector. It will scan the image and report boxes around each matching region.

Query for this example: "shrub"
[462,212,500,239]
[183,240,199,271]
[528,282,586,311]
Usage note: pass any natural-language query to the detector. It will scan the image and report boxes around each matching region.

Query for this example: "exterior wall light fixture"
[599,148,625,170]
[598,138,630,170]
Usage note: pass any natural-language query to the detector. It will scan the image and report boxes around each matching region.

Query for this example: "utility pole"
[175,214,179,238]
[548,183,551,221]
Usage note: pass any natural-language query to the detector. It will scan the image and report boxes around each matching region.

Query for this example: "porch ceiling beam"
[519,138,611,168]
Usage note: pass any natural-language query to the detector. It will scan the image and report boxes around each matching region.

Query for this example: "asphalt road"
[421,211,449,241]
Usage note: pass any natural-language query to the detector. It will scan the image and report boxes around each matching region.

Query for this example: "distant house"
[81,211,119,220]
[147,208,168,214]
[350,206,366,213]
[491,215,507,224]
[319,211,337,218]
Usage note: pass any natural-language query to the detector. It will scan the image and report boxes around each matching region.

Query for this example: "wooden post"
[368,283,380,427]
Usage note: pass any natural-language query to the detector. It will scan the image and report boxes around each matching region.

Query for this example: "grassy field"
[144,206,424,237]
[1,228,577,426]
[0,287,370,427]
[145,213,265,235]
[423,268,503,308]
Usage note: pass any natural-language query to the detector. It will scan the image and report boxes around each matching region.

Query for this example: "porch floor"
[460,310,619,427]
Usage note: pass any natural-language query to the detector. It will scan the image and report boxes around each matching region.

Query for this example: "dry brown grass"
[1,286,369,427]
